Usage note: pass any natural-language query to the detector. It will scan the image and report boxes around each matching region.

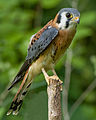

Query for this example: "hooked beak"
[72,17,80,24]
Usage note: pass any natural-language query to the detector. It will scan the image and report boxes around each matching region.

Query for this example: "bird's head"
[54,8,80,30]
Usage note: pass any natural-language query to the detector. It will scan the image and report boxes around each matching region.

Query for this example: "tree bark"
[46,75,63,120]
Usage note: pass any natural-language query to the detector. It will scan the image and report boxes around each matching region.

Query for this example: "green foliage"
[41,0,61,9]
[91,56,96,76]
[0,0,96,120]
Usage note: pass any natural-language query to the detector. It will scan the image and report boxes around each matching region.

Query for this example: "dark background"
[0,0,96,120]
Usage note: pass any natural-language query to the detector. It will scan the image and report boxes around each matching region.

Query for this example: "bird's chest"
[50,29,76,63]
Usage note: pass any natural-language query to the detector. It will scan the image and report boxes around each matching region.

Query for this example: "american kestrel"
[7,8,80,115]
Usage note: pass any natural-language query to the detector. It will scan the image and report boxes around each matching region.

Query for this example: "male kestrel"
[7,8,80,115]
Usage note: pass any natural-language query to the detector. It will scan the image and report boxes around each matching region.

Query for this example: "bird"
[7,8,80,115]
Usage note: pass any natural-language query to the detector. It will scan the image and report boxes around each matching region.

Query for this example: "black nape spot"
[56,14,61,24]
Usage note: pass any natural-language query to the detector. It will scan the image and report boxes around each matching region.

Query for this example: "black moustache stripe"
[65,18,72,28]
[65,20,69,28]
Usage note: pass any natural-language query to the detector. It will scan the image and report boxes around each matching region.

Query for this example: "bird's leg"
[42,68,63,91]
[52,68,63,88]
[42,68,63,90]
[52,68,57,76]
[52,68,60,80]
[42,68,49,85]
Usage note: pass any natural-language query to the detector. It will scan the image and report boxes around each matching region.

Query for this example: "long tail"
[7,70,32,115]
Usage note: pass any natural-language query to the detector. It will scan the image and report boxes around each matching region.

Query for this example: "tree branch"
[47,76,63,120]
[69,78,96,117]
[42,68,63,120]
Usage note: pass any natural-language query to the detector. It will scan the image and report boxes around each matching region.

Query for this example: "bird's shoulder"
[28,20,53,50]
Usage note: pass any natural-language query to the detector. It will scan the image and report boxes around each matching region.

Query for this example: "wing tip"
[8,76,22,90]
[6,109,19,116]
[8,86,13,91]
[7,100,23,116]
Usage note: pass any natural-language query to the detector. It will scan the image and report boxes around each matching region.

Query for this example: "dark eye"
[66,12,72,18]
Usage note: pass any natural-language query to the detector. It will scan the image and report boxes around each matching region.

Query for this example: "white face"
[57,12,78,30]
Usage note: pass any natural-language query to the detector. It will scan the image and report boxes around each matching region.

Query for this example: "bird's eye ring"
[66,13,72,18]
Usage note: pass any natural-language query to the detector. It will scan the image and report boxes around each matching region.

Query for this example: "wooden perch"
[42,68,63,120]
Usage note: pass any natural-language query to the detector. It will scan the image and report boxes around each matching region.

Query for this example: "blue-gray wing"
[26,27,58,60]
[8,27,58,90]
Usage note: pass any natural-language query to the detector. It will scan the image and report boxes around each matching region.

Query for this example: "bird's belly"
[28,48,54,78]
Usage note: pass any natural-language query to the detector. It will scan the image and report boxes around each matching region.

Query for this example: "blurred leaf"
[86,92,96,103]
[25,0,38,4]
[0,0,20,10]
[72,56,86,69]
[80,11,96,26]
[90,56,96,76]
[0,108,5,120]
[41,0,61,9]
[75,27,93,39]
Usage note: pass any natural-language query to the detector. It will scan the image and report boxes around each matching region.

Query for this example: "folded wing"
[8,27,58,90]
